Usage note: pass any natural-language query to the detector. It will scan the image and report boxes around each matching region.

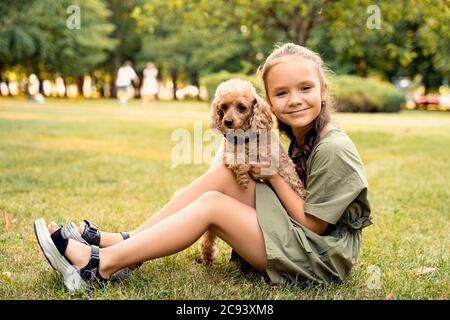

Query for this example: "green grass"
[0,97,448,299]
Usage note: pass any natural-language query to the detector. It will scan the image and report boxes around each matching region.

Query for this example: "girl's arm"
[268,173,328,235]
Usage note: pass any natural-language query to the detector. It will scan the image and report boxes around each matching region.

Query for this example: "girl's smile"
[284,107,312,115]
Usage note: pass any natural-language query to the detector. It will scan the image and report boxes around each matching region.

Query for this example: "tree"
[50,0,117,77]
[323,0,449,91]
[134,0,250,99]
[0,0,117,89]
[103,0,141,72]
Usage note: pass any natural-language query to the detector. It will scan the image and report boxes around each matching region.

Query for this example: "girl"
[35,43,373,290]
[140,62,159,105]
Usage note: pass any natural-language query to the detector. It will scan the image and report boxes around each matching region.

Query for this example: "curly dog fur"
[199,79,305,264]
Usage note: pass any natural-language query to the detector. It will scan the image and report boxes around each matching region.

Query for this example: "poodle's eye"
[237,103,247,112]
[220,104,228,111]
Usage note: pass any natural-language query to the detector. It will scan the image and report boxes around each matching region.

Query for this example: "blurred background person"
[115,60,139,105]
[26,74,40,99]
[140,62,159,105]
[25,74,45,103]
[55,74,66,98]
[82,75,93,98]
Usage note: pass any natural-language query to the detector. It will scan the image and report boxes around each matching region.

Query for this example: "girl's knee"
[197,191,226,205]
[195,191,227,223]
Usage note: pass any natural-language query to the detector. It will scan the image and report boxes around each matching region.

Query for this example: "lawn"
[0,97,448,299]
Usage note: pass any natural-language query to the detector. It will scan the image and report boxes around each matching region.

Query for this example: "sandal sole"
[34,218,88,293]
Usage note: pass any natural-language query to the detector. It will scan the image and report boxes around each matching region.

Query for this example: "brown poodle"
[199,79,305,264]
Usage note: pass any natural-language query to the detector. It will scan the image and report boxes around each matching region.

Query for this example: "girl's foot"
[47,221,111,279]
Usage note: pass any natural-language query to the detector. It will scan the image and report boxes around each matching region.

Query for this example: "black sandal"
[34,218,109,292]
[79,220,142,280]
[79,245,109,285]
[80,220,101,246]
[80,219,131,247]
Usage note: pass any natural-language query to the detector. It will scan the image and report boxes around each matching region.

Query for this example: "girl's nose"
[288,92,303,107]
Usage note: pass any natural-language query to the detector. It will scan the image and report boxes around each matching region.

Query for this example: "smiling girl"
[34,43,373,290]
[249,43,374,283]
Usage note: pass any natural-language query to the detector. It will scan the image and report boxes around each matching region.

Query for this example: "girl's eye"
[276,92,286,96]
[302,86,311,91]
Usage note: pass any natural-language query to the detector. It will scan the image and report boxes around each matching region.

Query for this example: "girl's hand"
[249,162,277,181]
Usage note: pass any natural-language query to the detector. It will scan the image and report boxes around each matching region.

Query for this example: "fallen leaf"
[26,234,37,243]
[385,291,395,300]
[415,266,436,275]
[2,272,12,279]
[3,212,14,230]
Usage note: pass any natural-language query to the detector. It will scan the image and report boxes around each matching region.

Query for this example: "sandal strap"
[79,245,108,283]
[61,222,89,245]
[50,228,70,258]
[81,219,101,246]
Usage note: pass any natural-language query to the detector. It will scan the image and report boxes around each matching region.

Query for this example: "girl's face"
[266,58,326,133]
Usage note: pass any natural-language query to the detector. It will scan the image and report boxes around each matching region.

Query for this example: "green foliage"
[323,0,449,90]
[101,0,141,72]
[200,71,263,101]
[0,0,117,76]
[329,75,406,112]
[134,0,250,86]
[54,0,117,76]
[0,0,448,93]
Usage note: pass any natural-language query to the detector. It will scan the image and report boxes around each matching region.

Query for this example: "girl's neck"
[292,123,335,145]
[292,122,314,145]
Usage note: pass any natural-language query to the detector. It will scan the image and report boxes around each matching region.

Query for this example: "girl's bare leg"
[85,164,256,247]
[52,190,267,278]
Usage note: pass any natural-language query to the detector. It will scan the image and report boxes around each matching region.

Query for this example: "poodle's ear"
[250,96,273,129]
[209,98,223,130]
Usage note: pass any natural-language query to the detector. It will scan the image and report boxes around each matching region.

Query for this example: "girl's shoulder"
[310,126,365,175]
[316,126,353,154]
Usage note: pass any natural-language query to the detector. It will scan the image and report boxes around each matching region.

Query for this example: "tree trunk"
[26,59,33,75]
[294,4,319,45]
[171,69,178,100]
[423,73,442,94]
[110,76,116,98]
[190,71,201,101]
[114,54,121,72]
[0,63,4,82]
[77,76,83,97]
[113,50,122,98]
[356,58,368,77]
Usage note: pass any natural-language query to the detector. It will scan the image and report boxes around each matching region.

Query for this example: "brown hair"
[257,43,334,185]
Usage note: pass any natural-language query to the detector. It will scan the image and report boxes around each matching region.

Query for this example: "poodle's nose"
[224,119,233,127]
